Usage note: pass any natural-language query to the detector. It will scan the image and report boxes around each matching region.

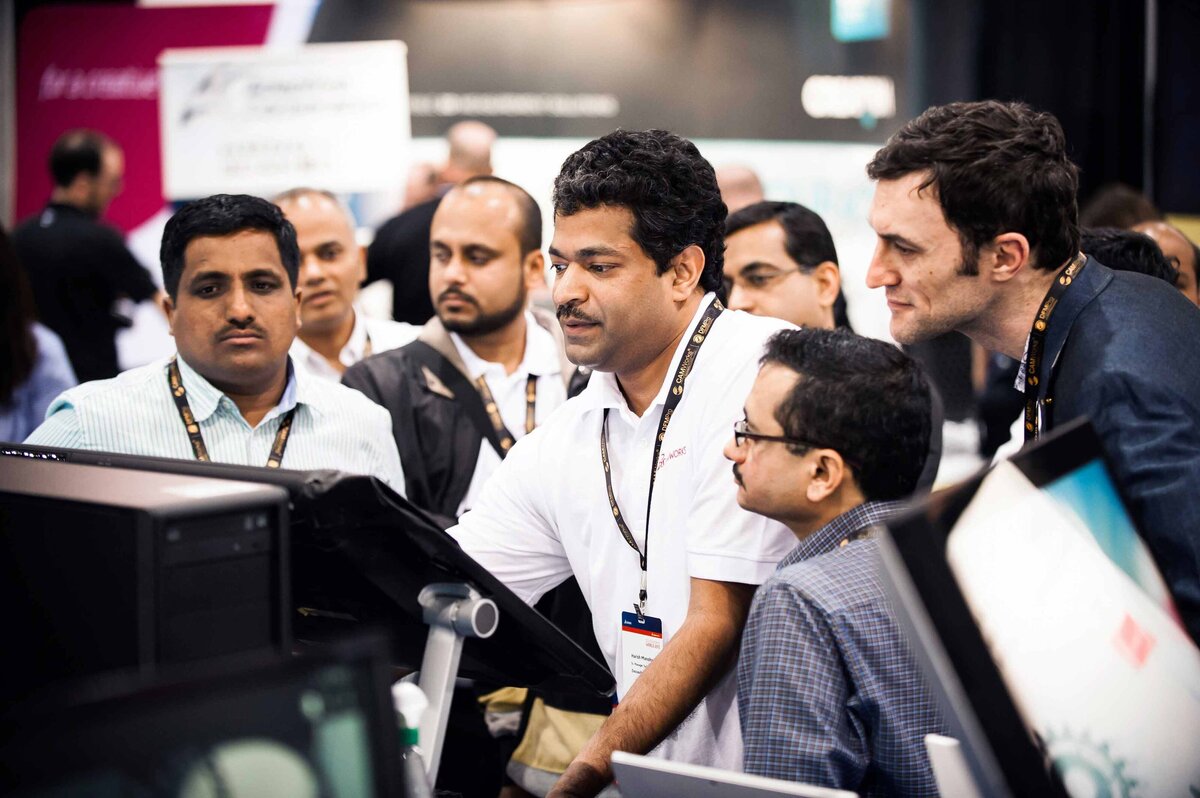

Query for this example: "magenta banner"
[16,3,274,233]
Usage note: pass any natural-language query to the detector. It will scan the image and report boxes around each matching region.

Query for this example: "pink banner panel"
[16,3,275,233]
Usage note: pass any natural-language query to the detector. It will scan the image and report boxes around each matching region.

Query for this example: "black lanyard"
[474,374,538,457]
[167,358,296,468]
[1023,253,1086,442]
[600,298,724,618]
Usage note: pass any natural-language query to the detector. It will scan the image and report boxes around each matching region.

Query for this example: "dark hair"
[1079,183,1162,229]
[762,328,931,501]
[553,129,725,292]
[49,129,114,188]
[0,227,38,405]
[867,100,1080,273]
[459,175,543,257]
[160,194,299,299]
[726,200,839,268]
[1082,227,1179,286]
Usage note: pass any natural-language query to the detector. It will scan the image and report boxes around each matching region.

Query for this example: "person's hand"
[546,760,609,798]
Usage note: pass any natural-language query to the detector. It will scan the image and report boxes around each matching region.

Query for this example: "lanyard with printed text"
[167,358,296,468]
[600,297,724,619]
[474,374,538,457]
[1023,253,1086,442]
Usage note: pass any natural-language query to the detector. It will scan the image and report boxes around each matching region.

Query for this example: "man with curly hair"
[449,129,795,796]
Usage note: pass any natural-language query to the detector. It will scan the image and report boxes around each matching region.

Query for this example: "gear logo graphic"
[1046,727,1138,798]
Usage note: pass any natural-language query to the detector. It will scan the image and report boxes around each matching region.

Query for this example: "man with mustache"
[343,176,586,527]
[724,327,944,794]
[447,130,796,797]
[25,193,405,491]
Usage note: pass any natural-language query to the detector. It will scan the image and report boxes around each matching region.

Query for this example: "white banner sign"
[159,41,409,198]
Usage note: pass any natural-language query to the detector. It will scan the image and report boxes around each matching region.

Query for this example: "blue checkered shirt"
[737,501,946,796]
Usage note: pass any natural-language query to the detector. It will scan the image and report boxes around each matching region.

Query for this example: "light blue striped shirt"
[25,354,406,493]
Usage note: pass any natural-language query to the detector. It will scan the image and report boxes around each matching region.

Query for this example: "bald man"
[275,188,420,380]
[1133,221,1200,306]
[367,121,499,323]
[716,164,765,214]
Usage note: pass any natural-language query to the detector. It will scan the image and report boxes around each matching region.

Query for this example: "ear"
[669,244,705,301]
[162,294,177,337]
[804,449,847,504]
[293,286,304,328]
[988,232,1032,283]
[812,261,842,309]
[355,244,368,286]
[523,249,546,292]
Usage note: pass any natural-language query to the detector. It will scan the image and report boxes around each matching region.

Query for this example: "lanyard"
[474,374,538,457]
[1023,253,1086,442]
[167,358,296,468]
[600,297,724,619]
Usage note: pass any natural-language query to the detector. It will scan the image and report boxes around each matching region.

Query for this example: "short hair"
[762,328,931,501]
[160,194,299,299]
[49,129,114,188]
[726,200,839,269]
[553,129,725,292]
[1079,183,1162,229]
[867,100,1080,273]
[458,175,543,256]
[1082,227,1180,286]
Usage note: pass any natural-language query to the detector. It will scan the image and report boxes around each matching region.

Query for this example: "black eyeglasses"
[732,419,815,449]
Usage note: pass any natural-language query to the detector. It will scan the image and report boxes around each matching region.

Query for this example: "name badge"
[619,611,663,697]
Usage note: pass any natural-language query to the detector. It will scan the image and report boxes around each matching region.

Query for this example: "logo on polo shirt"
[657,446,687,471]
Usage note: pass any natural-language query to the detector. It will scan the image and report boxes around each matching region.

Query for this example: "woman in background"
[0,226,76,442]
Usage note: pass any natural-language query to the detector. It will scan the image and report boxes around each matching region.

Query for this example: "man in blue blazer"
[864,99,1200,645]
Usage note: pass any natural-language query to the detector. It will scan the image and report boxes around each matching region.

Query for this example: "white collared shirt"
[449,295,796,769]
[291,309,421,381]
[448,312,566,516]
[25,354,407,492]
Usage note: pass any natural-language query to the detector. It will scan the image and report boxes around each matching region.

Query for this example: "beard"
[439,284,527,337]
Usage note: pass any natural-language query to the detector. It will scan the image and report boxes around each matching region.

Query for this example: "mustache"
[217,323,265,339]
[437,289,480,308]
[556,302,599,324]
[732,464,743,488]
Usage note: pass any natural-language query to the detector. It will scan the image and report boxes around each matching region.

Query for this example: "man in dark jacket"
[345,175,585,527]
[14,129,159,381]
[866,100,1200,644]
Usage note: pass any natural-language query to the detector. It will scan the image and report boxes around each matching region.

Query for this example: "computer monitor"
[878,419,1200,796]
[0,443,615,699]
[0,455,291,700]
[0,634,402,798]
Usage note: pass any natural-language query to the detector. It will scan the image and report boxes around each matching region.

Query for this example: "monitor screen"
[879,419,1200,797]
[0,637,400,798]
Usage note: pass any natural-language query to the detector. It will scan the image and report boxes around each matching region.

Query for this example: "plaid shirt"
[737,501,946,796]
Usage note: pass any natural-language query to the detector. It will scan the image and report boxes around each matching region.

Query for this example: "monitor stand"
[416,582,499,784]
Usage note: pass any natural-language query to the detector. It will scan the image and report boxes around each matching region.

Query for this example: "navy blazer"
[1032,257,1200,644]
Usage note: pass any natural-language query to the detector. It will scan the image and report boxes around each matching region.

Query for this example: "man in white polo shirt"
[274,188,420,380]
[449,130,795,797]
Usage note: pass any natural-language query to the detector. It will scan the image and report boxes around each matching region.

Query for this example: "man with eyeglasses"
[724,327,945,795]
[723,201,850,330]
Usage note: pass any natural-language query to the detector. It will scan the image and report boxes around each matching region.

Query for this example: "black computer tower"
[0,457,290,698]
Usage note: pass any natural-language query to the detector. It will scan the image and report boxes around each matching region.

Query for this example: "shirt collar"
[291,308,368,372]
[778,500,905,569]
[578,292,717,415]
[174,354,312,424]
[448,312,561,381]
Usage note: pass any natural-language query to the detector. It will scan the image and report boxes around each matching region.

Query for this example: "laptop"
[611,751,857,798]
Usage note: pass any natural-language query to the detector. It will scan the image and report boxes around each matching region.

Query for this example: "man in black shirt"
[14,129,158,382]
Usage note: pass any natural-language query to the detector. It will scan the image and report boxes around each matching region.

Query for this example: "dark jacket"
[1034,257,1200,644]
[343,307,586,530]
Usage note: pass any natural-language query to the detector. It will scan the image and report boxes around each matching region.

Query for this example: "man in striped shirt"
[25,194,405,491]
[724,328,944,796]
